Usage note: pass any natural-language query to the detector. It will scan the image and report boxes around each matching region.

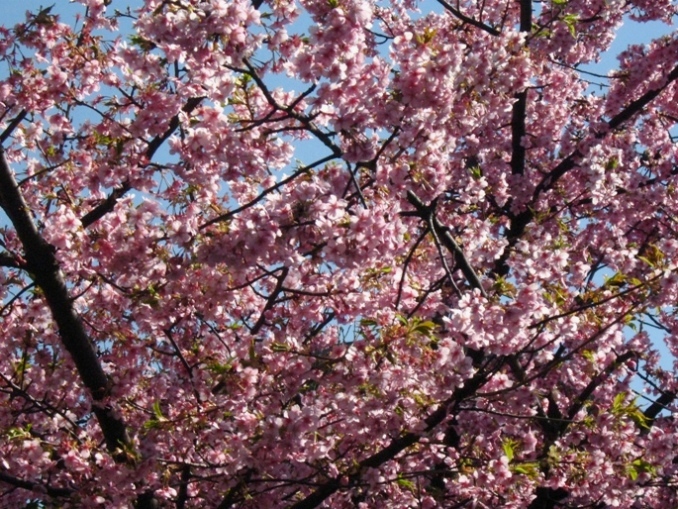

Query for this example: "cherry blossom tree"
[1,0,678,507]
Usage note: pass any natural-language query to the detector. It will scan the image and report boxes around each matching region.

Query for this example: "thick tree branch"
[508,0,531,210]
[519,0,532,33]
[176,464,191,509]
[643,389,676,432]
[0,149,130,455]
[526,351,636,509]
[0,470,73,498]
[0,110,27,145]
[80,180,131,228]
[510,91,527,176]
[527,487,570,509]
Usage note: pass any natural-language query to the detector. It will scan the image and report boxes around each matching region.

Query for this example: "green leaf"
[502,438,516,462]
[152,401,166,422]
[493,276,517,298]
[611,392,627,413]
[633,457,654,474]
[469,165,483,180]
[637,256,655,268]
[396,477,416,491]
[626,458,655,480]
[629,405,651,430]
[563,14,578,37]
[412,320,436,336]
[360,318,378,327]
[129,34,156,51]
[639,244,664,268]
[611,394,651,430]
[512,462,540,478]
[7,425,33,441]
[414,27,437,45]
[546,445,561,468]
[605,157,619,171]
[604,272,626,288]
[581,349,595,362]
[208,360,234,375]
[143,402,168,430]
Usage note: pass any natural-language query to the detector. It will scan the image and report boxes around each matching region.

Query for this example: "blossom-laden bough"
[1,0,678,507]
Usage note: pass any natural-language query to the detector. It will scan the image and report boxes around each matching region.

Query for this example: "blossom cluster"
[0,0,678,507]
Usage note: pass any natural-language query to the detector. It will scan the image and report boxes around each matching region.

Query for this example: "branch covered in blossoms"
[1,0,678,507]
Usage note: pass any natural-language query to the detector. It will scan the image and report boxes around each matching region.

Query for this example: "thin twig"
[435,0,500,35]
[199,155,336,229]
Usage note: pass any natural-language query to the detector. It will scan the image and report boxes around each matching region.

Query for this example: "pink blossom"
[1,0,678,507]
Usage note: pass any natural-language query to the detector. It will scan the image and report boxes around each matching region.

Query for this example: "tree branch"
[495,62,678,278]
[536,62,678,198]
[406,191,487,298]
[435,0,501,35]
[200,154,336,229]
[643,389,676,432]
[0,149,131,455]
[565,351,636,424]
[0,252,23,268]
[395,228,430,311]
[0,470,73,498]
[81,96,204,228]
[510,91,527,176]
[286,363,494,509]
[0,110,27,145]
[519,0,532,33]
